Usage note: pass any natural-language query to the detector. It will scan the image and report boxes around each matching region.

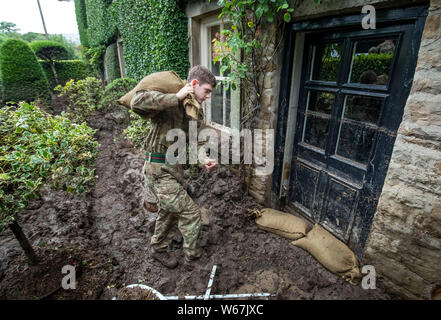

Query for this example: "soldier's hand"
[176,83,194,101]
[205,158,217,171]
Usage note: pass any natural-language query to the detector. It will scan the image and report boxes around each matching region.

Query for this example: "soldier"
[130,65,217,269]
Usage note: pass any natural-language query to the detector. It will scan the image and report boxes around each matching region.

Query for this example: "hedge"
[74,0,90,47]
[30,40,69,61]
[0,39,51,104]
[104,43,121,83]
[40,60,94,89]
[77,0,190,81]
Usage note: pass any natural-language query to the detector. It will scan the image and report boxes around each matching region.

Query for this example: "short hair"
[187,65,216,87]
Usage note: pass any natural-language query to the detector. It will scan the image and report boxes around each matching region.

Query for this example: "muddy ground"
[0,102,392,300]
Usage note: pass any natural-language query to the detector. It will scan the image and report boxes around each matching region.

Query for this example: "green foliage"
[54,75,145,148]
[0,102,99,232]
[0,21,19,33]
[85,0,117,47]
[104,43,121,83]
[320,54,393,83]
[350,54,393,83]
[74,0,89,47]
[54,77,103,123]
[123,111,150,150]
[101,77,137,111]
[40,60,93,89]
[55,76,137,123]
[213,0,300,89]
[78,0,189,81]
[80,45,105,79]
[30,40,69,62]
[0,39,51,104]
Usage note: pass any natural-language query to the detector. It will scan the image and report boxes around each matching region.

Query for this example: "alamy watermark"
[362,5,376,30]
[61,265,76,290]
[165,121,274,176]
[361,265,376,290]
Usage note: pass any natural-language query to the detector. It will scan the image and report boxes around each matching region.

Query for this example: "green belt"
[145,152,166,164]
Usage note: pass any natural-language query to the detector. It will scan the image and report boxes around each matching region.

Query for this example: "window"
[200,16,240,131]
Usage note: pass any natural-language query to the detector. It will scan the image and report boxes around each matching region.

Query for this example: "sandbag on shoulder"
[291,224,362,285]
[253,208,307,241]
[117,70,201,120]
[117,70,185,108]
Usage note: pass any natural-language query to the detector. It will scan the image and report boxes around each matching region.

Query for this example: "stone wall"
[363,0,441,299]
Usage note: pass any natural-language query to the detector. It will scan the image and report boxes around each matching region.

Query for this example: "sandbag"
[117,70,185,108]
[117,70,200,120]
[253,208,307,241]
[291,224,361,285]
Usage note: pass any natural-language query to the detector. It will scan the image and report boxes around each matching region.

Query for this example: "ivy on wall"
[76,0,190,81]
[74,0,89,47]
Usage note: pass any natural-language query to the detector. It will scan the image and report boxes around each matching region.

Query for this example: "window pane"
[349,38,397,85]
[303,91,335,150]
[336,95,383,164]
[211,82,223,125]
[210,25,221,76]
[310,42,342,82]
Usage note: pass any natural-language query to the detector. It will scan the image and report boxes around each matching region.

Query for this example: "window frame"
[200,15,241,132]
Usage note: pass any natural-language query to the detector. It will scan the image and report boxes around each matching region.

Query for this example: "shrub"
[0,39,51,104]
[104,43,121,83]
[0,102,98,263]
[54,77,103,124]
[30,40,68,61]
[101,77,136,110]
[40,60,93,89]
[123,111,150,150]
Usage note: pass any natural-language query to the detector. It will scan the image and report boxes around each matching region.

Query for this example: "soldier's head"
[187,65,216,103]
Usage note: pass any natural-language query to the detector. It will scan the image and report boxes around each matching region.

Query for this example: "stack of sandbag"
[117,70,200,120]
[250,208,307,241]
[291,224,362,285]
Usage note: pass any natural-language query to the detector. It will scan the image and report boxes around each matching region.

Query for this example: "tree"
[30,40,68,85]
[0,21,19,33]
[0,38,51,104]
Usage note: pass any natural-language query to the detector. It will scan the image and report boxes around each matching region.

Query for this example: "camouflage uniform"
[131,90,202,259]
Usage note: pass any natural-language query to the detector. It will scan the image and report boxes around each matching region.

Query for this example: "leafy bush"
[101,77,136,110]
[0,102,99,232]
[54,77,103,123]
[40,60,93,89]
[123,111,150,150]
[0,39,51,104]
[104,43,121,83]
[30,40,69,61]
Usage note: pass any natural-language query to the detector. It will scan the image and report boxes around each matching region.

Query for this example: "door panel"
[286,21,424,255]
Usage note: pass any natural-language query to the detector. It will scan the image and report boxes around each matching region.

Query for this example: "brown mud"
[0,102,391,300]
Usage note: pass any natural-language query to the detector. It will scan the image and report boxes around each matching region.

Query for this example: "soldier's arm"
[130,90,179,116]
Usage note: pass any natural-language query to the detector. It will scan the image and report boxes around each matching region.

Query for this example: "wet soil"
[0,103,391,300]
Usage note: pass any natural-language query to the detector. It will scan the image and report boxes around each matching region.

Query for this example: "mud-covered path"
[0,110,391,300]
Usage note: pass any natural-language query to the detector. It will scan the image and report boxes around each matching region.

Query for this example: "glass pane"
[336,95,384,164]
[225,88,231,127]
[211,82,223,125]
[349,38,397,85]
[210,25,221,76]
[310,42,342,82]
[302,91,335,150]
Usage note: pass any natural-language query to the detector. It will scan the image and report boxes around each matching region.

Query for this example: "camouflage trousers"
[143,161,201,258]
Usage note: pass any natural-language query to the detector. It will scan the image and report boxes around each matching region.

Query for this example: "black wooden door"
[287,19,425,256]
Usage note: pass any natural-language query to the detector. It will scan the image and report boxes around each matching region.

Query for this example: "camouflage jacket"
[130,90,205,156]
